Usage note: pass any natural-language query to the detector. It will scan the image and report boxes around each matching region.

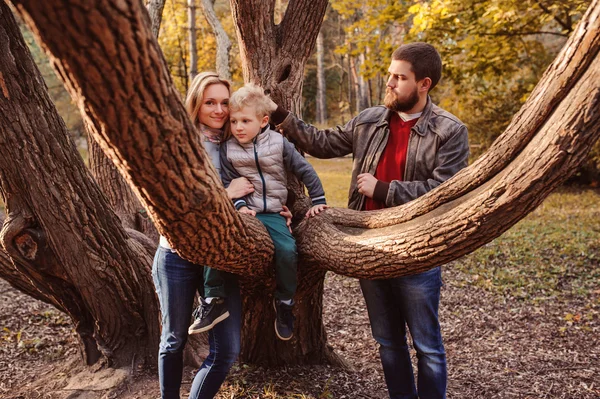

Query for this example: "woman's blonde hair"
[185,72,232,139]
[229,83,272,118]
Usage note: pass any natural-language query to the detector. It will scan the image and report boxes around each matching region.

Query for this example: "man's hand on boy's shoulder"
[305,204,328,218]
[239,206,256,216]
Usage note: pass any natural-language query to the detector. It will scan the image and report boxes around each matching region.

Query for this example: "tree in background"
[407,0,591,157]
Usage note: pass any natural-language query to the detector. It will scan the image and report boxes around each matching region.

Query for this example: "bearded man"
[270,42,469,399]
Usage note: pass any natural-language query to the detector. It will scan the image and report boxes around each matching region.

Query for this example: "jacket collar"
[375,96,434,137]
[252,125,270,144]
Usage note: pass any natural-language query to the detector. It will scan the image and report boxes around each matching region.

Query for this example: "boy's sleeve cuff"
[271,105,289,125]
[234,199,247,210]
[311,195,327,206]
[373,181,389,203]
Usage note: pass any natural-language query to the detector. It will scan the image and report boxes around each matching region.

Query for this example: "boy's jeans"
[359,267,446,399]
[255,213,297,301]
[152,247,241,399]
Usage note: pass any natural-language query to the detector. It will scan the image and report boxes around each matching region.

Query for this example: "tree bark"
[10,0,276,274]
[146,0,165,39]
[230,0,329,116]
[316,30,327,125]
[88,134,159,244]
[145,0,166,38]
[188,0,198,81]
[200,0,232,81]
[0,2,159,367]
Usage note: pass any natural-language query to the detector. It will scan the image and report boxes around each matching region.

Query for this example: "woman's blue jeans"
[152,247,241,399]
[359,267,446,399]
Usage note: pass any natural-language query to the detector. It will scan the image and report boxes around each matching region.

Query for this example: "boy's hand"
[239,206,256,216]
[280,205,293,233]
[305,204,328,218]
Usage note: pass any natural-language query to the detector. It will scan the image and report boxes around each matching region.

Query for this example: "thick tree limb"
[0,2,159,366]
[10,0,275,274]
[295,0,600,278]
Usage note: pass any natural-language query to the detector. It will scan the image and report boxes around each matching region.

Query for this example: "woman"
[152,72,253,399]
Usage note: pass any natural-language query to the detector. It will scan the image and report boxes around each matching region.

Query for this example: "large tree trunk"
[5,0,600,372]
[200,0,232,81]
[88,136,159,243]
[230,0,329,116]
[0,2,159,368]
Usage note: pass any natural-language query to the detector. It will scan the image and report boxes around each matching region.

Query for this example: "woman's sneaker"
[273,298,295,340]
[188,297,230,335]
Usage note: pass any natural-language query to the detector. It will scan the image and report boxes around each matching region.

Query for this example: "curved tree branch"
[294,0,600,278]
[10,0,275,274]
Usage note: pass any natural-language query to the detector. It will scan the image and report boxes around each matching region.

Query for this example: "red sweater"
[364,113,418,210]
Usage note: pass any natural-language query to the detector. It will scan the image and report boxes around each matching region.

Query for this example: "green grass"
[307,156,353,208]
[453,189,600,305]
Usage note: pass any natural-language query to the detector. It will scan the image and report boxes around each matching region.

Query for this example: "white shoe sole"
[188,311,230,335]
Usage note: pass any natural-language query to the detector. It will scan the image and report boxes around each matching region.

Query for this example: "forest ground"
[1,157,599,398]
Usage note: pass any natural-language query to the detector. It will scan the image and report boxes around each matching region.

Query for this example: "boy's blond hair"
[229,83,272,118]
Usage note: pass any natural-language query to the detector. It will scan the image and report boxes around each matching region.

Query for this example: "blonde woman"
[152,72,253,399]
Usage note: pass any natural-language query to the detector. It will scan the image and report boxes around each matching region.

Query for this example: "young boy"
[189,84,327,341]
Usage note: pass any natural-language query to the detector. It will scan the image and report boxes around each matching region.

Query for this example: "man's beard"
[384,87,420,113]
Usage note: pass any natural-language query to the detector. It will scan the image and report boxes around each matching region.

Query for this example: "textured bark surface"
[230,0,329,116]
[145,0,166,38]
[188,0,198,80]
[0,3,159,367]
[88,135,159,244]
[10,0,275,274]
[201,0,232,80]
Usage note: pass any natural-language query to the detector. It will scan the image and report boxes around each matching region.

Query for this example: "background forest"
[20,0,600,184]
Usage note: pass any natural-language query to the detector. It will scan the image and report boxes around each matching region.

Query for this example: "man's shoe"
[273,298,295,341]
[188,297,230,335]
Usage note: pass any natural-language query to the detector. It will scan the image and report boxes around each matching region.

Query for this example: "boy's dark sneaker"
[188,297,230,335]
[273,298,295,341]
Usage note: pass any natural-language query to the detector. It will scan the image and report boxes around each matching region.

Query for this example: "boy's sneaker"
[188,297,230,335]
[273,298,295,341]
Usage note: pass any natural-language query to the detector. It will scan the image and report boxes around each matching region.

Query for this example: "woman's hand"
[279,205,293,233]
[238,206,256,216]
[226,177,254,199]
[305,204,328,218]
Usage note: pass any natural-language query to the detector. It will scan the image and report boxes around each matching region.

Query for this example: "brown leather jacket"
[275,97,469,210]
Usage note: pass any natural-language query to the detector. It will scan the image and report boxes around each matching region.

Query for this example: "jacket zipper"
[253,138,267,212]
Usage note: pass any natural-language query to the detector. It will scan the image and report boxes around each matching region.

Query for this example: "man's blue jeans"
[152,247,242,399]
[360,267,446,399]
